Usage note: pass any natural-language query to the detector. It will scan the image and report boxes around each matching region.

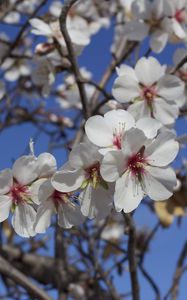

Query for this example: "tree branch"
[59,0,89,119]
[0,255,52,300]
[123,213,140,300]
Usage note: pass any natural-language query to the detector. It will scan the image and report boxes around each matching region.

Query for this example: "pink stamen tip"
[113,135,122,150]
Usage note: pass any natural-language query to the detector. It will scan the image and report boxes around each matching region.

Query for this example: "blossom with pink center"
[51,142,113,220]
[127,150,147,176]
[0,152,57,237]
[85,110,134,154]
[100,128,179,213]
[29,15,91,55]
[34,179,85,233]
[121,0,187,53]
[112,56,185,125]
[163,0,187,40]
[85,109,162,154]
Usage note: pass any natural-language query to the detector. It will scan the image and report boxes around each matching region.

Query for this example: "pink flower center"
[175,9,186,23]
[112,123,125,150]
[52,190,69,207]
[127,152,147,176]
[178,70,187,82]
[142,86,156,103]
[10,183,30,205]
[113,135,122,150]
[85,162,100,180]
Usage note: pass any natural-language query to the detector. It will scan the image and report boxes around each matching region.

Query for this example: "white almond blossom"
[3,11,21,24]
[52,142,113,220]
[57,68,95,109]
[0,152,56,237]
[112,56,185,125]
[74,0,111,34]
[120,0,187,53]
[30,16,91,55]
[163,0,187,42]
[34,179,85,233]
[1,57,31,82]
[100,128,179,213]
[85,109,161,154]
[121,0,170,53]
[31,56,55,97]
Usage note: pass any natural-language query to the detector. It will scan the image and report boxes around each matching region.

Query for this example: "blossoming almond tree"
[0,0,187,300]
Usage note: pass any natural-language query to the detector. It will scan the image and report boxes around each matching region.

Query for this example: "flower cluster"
[115,0,187,53]
[0,103,179,237]
[0,0,186,238]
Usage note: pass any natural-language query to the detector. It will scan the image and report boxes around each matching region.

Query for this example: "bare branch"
[0,255,52,300]
[59,0,89,119]
[123,213,140,300]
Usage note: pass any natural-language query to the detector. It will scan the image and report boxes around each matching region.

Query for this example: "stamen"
[112,122,125,150]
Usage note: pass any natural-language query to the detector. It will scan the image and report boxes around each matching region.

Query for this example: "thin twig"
[139,264,160,300]
[0,255,52,300]
[91,41,138,109]
[59,0,89,119]
[163,240,187,300]
[123,213,140,300]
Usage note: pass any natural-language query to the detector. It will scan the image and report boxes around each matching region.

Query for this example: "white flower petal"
[104,109,135,132]
[112,75,140,103]
[69,142,101,169]
[30,18,53,36]
[121,128,147,155]
[85,115,113,147]
[12,204,36,237]
[116,64,137,79]
[58,202,85,228]
[153,98,179,125]
[90,185,113,220]
[79,184,94,219]
[0,195,12,222]
[157,75,185,102]
[114,172,144,212]
[150,30,169,53]
[128,101,151,120]
[38,179,54,204]
[37,153,57,177]
[124,21,149,41]
[172,18,186,39]
[145,131,179,166]
[136,117,162,138]
[12,155,38,185]
[0,169,13,195]
[135,57,165,86]
[34,199,54,233]
[29,178,49,205]
[52,169,85,192]
[5,68,20,81]
[143,166,176,200]
[100,151,125,182]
